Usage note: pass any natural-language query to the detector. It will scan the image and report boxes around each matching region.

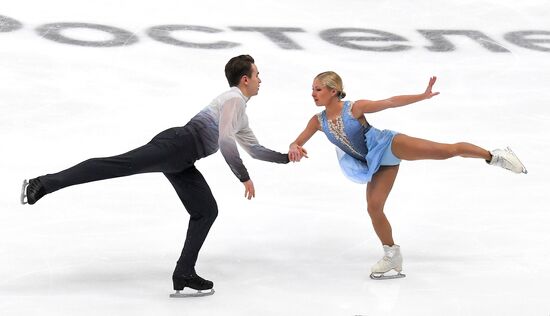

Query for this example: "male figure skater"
[21,55,300,297]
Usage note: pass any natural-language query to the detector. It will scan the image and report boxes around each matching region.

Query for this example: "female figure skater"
[288,71,526,279]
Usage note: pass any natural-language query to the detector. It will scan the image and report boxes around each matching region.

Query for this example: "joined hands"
[289,144,308,162]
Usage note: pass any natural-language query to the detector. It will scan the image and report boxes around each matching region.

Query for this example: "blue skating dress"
[317,101,399,184]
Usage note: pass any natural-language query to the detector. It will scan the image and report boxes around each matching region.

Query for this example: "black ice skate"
[170,273,215,298]
[20,178,46,205]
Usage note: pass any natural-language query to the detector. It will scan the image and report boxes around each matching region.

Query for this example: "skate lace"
[377,255,393,265]
[372,255,396,272]
[494,150,514,171]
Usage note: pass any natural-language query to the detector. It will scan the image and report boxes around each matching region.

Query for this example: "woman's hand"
[424,76,440,99]
[289,143,308,162]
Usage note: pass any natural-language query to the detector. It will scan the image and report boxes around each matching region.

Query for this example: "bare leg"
[391,134,491,161]
[366,165,399,246]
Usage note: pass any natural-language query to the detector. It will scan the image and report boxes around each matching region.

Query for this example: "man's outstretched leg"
[165,166,218,297]
[21,127,196,205]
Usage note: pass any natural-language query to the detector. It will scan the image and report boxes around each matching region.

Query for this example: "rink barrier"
[1,15,549,52]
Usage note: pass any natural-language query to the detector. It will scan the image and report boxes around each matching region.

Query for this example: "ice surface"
[1,1,549,315]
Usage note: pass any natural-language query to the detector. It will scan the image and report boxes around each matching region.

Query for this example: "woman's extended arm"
[353,76,439,115]
[289,115,320,162]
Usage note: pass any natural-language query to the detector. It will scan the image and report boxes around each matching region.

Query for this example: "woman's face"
[311,79,336,106]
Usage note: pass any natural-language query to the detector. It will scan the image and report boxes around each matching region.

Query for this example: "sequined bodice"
[318,101,371,161]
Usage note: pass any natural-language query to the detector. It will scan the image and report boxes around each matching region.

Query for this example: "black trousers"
[39,127,218,276]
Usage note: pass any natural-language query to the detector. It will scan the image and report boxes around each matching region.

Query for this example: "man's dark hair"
[225,55,255,87]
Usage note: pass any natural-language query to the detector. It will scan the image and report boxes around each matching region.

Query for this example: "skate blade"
[20,179,29,205]
[370,272,406,280]
[506,147,528,174]
[169,289,215,298]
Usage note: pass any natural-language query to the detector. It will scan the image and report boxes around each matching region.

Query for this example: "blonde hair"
[315,71,346,99]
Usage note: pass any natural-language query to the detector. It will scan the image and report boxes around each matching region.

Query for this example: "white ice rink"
[1,1,549,315]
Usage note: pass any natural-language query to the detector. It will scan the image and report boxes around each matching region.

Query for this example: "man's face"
[245,64,261,96]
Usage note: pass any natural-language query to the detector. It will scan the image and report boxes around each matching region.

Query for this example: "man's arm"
[218,98,251,182]
[236,126,290,164]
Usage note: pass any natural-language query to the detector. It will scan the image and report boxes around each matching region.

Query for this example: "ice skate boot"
[488,147,527,174]
[20,178,46,205]
[170,273,215,298]
[370,245,406,280]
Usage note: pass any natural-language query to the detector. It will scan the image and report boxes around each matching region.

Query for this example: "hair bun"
[338,91,347,99]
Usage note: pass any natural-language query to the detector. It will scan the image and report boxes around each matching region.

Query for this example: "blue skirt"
[336,127,399,184]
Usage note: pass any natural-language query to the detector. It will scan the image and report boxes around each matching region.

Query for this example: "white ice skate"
[370,245,406,280]
[488,147,527,174]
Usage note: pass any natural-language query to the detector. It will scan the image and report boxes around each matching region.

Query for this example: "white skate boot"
[370,245,406,280]
[488,147,527,174]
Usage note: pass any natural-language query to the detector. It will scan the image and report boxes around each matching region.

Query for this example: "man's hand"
[243,179,255,200]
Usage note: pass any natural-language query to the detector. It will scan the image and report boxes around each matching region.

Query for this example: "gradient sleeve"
[218,98,250,182]
[236,125,290,164]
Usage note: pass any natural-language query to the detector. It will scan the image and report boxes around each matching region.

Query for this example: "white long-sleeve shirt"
[185,87,289,182]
